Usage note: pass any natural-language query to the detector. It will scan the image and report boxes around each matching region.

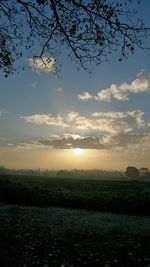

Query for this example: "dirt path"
[0,203,150,267]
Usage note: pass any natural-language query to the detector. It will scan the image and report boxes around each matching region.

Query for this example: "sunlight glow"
[73,148,84,156]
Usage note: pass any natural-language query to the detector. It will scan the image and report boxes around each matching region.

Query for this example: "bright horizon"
[1,145,150,171]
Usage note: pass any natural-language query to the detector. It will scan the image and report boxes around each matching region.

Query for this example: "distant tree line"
[0,166,124,179]
[0,166,149,180]
[125,166,150,179]
[0,166,56,177]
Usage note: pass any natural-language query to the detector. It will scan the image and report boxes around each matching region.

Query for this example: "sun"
[73,148,84,156]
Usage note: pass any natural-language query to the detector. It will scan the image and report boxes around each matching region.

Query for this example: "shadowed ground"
[0,203,150,267]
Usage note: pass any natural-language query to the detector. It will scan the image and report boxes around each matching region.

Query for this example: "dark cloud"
[39,132,150,151]
[40,136,105,150]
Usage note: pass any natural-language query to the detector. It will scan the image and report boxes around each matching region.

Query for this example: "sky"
[0,1,150,171]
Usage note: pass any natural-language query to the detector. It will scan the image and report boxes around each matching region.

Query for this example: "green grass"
[0,174,150,215]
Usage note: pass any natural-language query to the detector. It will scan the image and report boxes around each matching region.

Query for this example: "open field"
[0,174,150,215]
[0,175,150,266]
[0,203,150,267]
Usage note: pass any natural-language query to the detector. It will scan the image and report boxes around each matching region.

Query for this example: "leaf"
[70,24,77,36]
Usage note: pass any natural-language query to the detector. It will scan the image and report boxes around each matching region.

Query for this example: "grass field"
[0,174,150,215]
[0,174,150,266]
[0,203,150,267]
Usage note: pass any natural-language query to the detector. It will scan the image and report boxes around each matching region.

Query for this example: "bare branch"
[0,0,150,76]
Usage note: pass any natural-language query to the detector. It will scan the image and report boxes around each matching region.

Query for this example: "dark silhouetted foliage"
[0,174,150,215]
[125,166,140,179]
[0,0,150,76]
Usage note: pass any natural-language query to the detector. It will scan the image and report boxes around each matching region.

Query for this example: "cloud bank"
[78,71,150,102]
[21,109,148,135]
[7,130,150,159]
[20,132,149,154]
[40,136,105,150]
[9,108,150,156]
[21,114,68,128]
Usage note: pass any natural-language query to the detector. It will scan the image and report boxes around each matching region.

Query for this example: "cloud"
[95,88,113,102]
[102,133,150,155]
[5,141,50,152]
[63,134,82,139]
[95,84,130,102]
[78,71,150,102]
[66,110,146,134]
[14,141,47,150]
[55,87,63,92]
[126,110,145,127]
[21,109,147,135]
[68,109,147,133]
[6,131,150,154]
[28,56,55,73]
[78,92,93,101]
[38,132,150,152]
[67,111,79,122]
[102,133,147,147]
[92,110,145,127]
[68,114,132,134]
[92,111,127,119]
[67,112,98,131]
[39,136,105,150]
[21,114,69,128]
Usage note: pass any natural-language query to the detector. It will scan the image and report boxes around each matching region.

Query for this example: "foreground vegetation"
[0,203,150,267]
[0,175,150,266]
[0,174,150,215]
